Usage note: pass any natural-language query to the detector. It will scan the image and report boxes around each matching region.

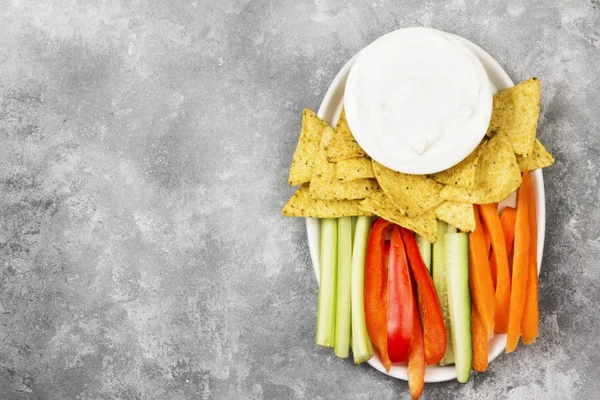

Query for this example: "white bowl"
[306,28,545,383]
[344,27,493,175]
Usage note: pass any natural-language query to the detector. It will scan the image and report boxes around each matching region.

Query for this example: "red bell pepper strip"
[399,227,447,365]
[387,226,413,363]
[383,242,390,268]
[365,218,394,371]
[407,293,425,400]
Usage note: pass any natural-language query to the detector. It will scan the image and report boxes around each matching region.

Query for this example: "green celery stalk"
[416,234,432,273]
[316,218,338,347]
[334,217,353,357]
[350,216,374,363]
[349,217,356,349]
[432,220,455,366]
[446,231,472,383]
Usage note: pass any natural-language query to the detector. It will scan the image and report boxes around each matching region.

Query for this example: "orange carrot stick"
[485,228,494,289]
[489,248,497,290]
[500,207,517,257]
[485,203,498,254]
[521,170,539,344]
[469,206,496,337]
[471,304,488,372]
[479,204,511,334]
[506,172,531,353]
[484,228,492,257]
[485,205,498,287]
[500,207,517,276]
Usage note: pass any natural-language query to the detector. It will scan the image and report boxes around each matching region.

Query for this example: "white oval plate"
[306,28,545,383]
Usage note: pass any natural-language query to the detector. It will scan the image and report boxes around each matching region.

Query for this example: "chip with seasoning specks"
[310,126,379,200]
[430,140,487,189]
[372,160,444,218]
[282,184,372,218]
[516,139,555,171]
[288,108,329,186]
[336,156,375,182]
[440,132,522,204]
[359,190,437,243]
[326,107,366,162]
[486,78,540,156]
[434,201,476,232]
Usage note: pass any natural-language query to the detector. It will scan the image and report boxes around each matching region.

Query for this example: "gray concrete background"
[0,0,598,399]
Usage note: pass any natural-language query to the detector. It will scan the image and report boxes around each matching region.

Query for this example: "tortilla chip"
[336,157,375,182]
[372,161,445,218]
[440,132,522,204]
[434,202,476,232]
[326,107,367,162]
[288,108,329,186]
[282,184,372,218]
[310,127,379,200]
[516,139,555,171]
[430,140,486,189]
[359,190,438,243]
[486,78,540,156]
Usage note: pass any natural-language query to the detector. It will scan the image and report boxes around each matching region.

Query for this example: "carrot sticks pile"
[471,169,539,370]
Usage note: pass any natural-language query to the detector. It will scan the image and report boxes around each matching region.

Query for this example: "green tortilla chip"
[310,127,379,200]
[359,190,437,243]
[372,160,444,218]
[288,108,329,186]
[430,140,486,189]
[336,156,375,182]
[516,139,555,171]
[440,132,522,204]
[486,78,540,156]
[434,201,476,232]
[326,107,367,162]
[282,184,372,218]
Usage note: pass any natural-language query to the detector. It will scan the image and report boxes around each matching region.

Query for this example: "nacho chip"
[516,139,555,171]
[326,107,367,162]
[440,132,522,204]
[310,127,379,200]
[434,201,476,232]
[372,161,444,218]
[336,157,375,182]
[486,78,540,156]
[430,140,486,189]
[359,190,438,243]
[288,108,329,186]
[282,184,372,218]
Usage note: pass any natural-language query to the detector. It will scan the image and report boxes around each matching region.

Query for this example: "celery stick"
[348,217,356,352]
[416,234,432,273]
[446,232,472,383]
[432,221,454,366]
[316,218,338,347]
[350,216,374,363]
[447,225,458,233]
[334,217,353,357]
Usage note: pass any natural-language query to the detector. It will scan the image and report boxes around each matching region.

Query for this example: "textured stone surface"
[0,0,598,398]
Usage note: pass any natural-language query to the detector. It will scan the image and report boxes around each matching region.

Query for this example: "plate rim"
[305,27,546,383]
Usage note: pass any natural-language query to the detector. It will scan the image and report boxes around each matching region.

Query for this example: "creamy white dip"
[344,27,492,174]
